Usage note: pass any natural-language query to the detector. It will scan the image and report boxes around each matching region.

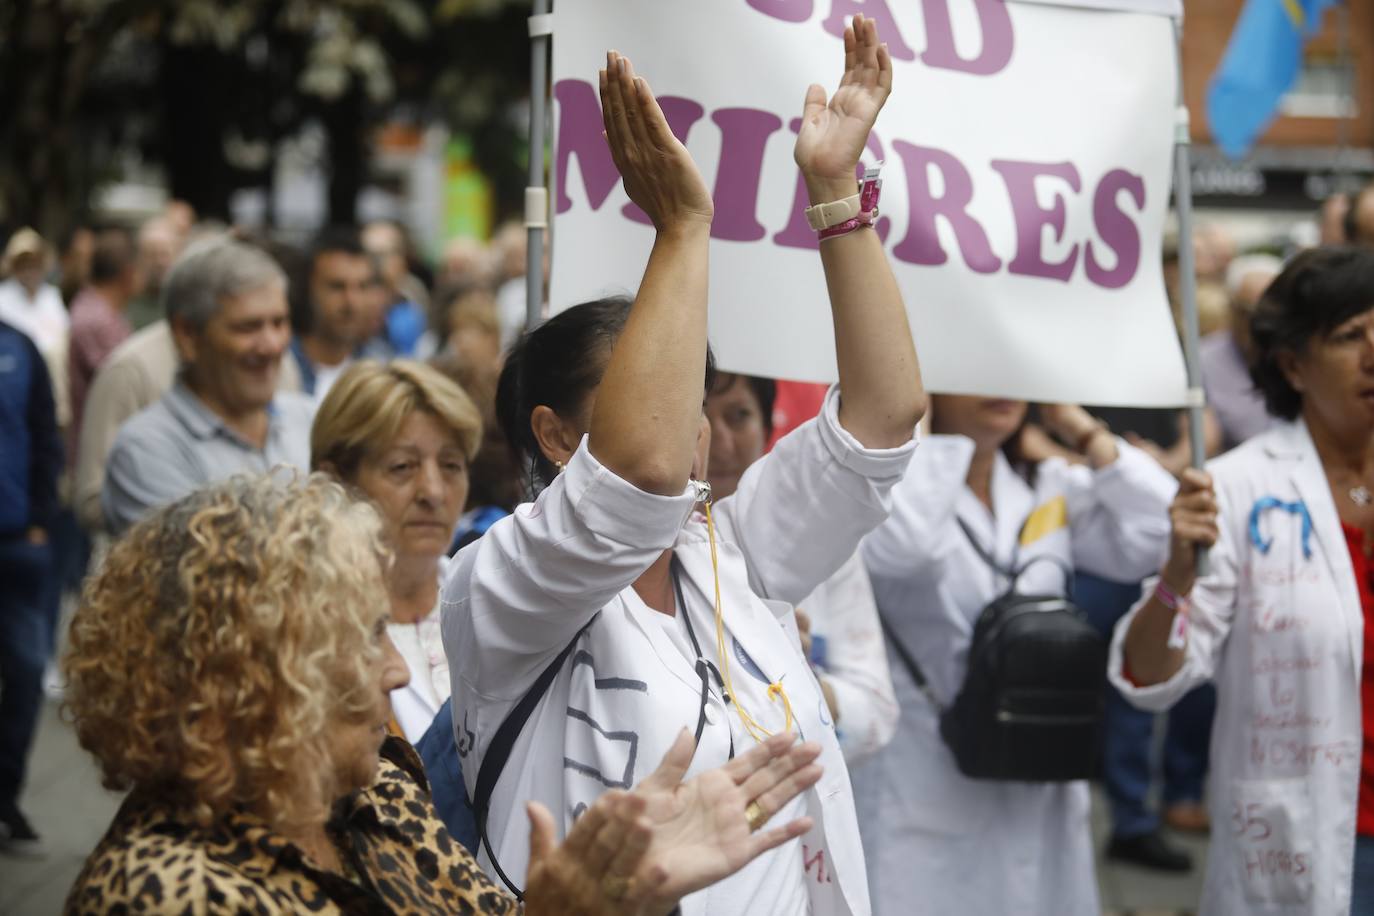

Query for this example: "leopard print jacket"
[65,737,519,915]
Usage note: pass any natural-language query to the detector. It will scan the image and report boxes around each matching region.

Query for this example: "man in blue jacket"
[0,319,61,856]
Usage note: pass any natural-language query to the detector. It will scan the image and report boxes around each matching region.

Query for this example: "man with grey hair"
[1199,252,1283,451]
[101,238,314,533]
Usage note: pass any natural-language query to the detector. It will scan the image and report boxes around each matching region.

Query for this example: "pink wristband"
[814,163,883,241]
[1154,580,1191,650]
[818,211,876,241]
[1153,579,1187,611]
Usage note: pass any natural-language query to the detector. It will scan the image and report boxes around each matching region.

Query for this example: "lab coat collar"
[1273,418,1363,683]
[953,445,1034,573]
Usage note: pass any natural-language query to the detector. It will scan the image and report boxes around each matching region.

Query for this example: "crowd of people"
[2,15,1374,916]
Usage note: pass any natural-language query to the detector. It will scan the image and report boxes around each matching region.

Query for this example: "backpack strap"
[472,613,599,899]
[878,614,944,711]
[955,516,1018,582]
[956,516,1074,598]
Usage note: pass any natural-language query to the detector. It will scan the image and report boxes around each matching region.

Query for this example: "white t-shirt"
[312,359,352,404]
[387,604,448,743]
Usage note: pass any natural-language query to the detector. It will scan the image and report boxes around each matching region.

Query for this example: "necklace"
[1352,486,1373,507]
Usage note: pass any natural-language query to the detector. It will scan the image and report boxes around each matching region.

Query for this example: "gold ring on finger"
[745,800,766,833]
[603,874,633,901]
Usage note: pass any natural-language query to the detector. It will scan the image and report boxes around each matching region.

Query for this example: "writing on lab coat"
[1110,419,1363,915]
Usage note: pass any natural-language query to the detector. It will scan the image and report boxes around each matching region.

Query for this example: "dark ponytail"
[496,297,634,491]
[496,295,718,495]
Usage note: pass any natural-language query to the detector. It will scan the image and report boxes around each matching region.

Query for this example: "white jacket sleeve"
[712,386,919,606]
[1055,439,1178,582]
[1107,473,1240,711]
[801,551,899,765]
[442,436,696,699]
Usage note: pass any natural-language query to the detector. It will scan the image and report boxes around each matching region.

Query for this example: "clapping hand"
[524,729,821,916]
[794,14,892,203]
[600,51,714,232]
[632,729,822,912]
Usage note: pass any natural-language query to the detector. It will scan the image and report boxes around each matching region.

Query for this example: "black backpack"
[881,518,1106,782]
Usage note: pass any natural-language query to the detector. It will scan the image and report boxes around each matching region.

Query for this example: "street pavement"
[0,699,1208,915]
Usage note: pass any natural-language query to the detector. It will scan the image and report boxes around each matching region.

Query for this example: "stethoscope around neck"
[670,554,737,760]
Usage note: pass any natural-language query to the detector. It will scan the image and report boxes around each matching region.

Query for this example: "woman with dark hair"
[855,395,1176,915]
[1115,245,1374,915]
[442,19,924,916]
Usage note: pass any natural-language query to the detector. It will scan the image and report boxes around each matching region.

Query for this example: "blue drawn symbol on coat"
[564,707,639,789]
[732,636,770,683]
[456,710,476,758]
[1249,496,1314,560]
[817,694,833,728]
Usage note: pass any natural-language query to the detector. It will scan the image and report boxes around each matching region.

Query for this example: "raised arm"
[795,15,926,448]
[587,53,714,495]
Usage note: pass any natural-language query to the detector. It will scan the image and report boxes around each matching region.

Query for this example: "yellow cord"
[704,498,796,743]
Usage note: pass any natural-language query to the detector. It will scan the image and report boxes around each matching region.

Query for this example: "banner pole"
[526,1,553,331]
[1171,18,1210,577]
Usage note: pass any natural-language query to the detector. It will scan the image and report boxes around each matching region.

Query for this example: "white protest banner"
[550,0,1188,406]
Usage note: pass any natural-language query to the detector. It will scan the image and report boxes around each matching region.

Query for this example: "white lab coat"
[441,388,917,916]
[1109,419,1364,915]
[798,552,899,766]
[856,434,1175,916]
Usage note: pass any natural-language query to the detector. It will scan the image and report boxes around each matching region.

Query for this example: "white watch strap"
[804,192,862,231]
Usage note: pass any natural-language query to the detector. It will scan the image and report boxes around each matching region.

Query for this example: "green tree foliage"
[0,0,532,237]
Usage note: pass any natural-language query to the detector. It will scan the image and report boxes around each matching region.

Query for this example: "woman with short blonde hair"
[312,359,482,745]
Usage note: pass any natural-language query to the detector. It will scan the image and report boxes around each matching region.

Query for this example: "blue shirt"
[102,381,315,534]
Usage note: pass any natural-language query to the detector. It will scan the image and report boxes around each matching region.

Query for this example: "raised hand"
[794,14,893,201]
[632,729,822,912]
[1161,468,1220,596]
[599,51,714,232]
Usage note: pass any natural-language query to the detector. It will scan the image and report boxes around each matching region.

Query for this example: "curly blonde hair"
[63,473,390,833]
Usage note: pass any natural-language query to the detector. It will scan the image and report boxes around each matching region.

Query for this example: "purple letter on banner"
[1085,169,1145,290]
[991,160,1081,282]
[891,141,1001,274]
[920,0,1013,77]
[554,80,619,215]
[823,0,916,61]
[620,97,709,225]
[746,0,813,22]
[711,108,784,242]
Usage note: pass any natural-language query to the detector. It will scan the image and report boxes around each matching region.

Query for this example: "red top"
[1344,522,1374,836]
[766,381,829,452]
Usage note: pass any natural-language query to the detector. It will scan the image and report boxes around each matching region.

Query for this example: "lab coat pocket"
[1227,778,1315,906]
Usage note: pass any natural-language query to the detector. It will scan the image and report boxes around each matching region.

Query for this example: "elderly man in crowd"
[101,238,314,534]
[289,226,389,402]
[1199,252,1282,451]
[73,240,302,533]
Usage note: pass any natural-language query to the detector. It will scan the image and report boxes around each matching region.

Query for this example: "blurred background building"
[1184,0,1371,246]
